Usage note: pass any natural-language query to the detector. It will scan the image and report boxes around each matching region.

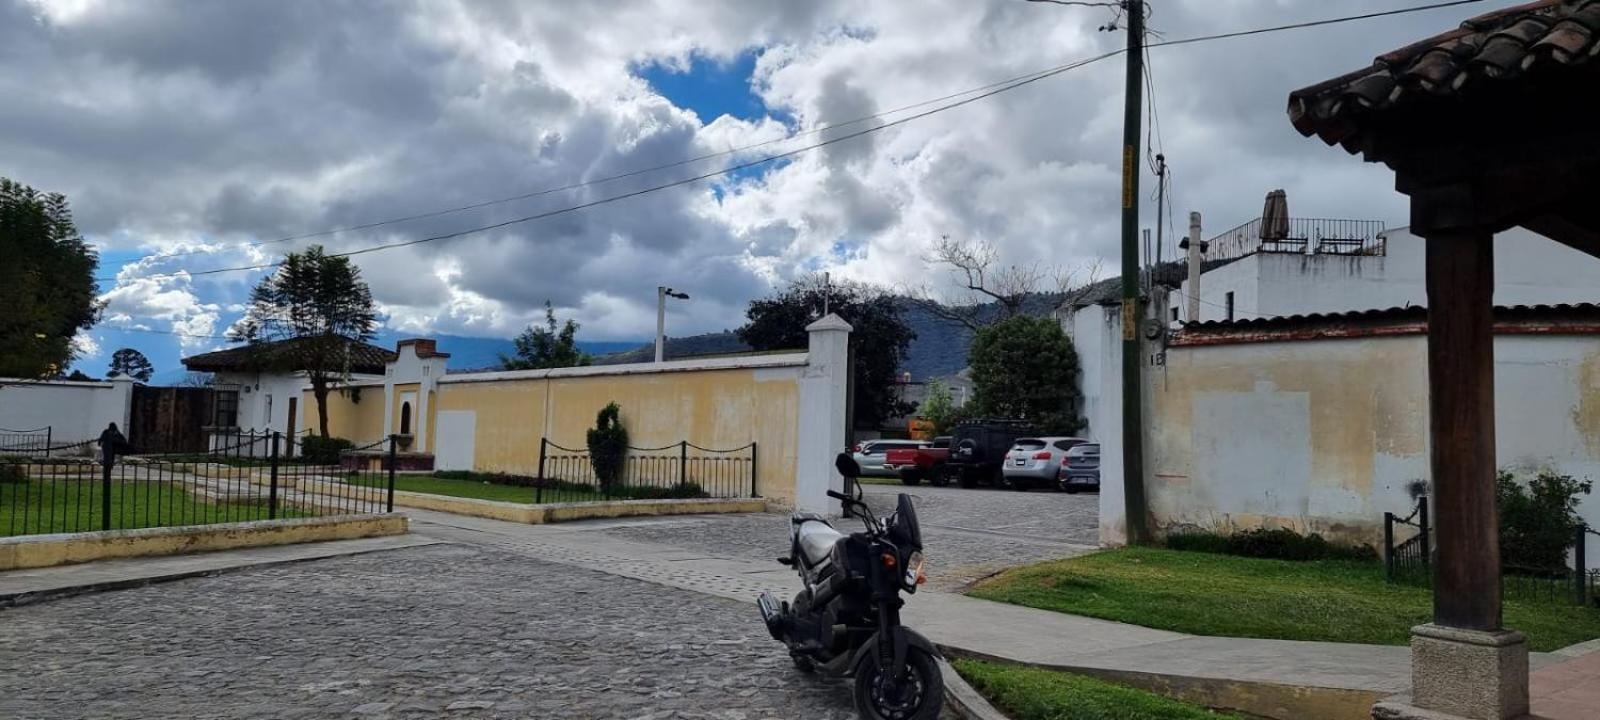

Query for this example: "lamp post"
[656,286,690,363]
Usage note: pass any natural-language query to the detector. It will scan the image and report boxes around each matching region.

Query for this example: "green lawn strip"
[953,658,1241,720]
[0,478,299,537]
[969,547,1600,653]
[343,474,541,503]
[854,476,908,486]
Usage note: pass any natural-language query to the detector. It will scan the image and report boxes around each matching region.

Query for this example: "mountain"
[590,293,1070,380]
[373,332,639,372]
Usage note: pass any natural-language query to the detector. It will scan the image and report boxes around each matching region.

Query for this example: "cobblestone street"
[601,484,1098,592]
[0,543,891,720]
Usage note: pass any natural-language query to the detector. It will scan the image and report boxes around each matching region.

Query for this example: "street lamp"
[656,286,690,363]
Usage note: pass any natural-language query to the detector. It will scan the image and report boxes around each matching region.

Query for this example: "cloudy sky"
[3,0,1507,376]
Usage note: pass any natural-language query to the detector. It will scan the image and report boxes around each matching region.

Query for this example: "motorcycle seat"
[794,518,844,567]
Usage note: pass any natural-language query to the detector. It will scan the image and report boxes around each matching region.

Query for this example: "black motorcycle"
[758,453,943,720]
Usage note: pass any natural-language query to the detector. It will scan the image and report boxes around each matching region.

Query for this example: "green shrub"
[1497,470,1592,572]
[1165,528,1376,562]
[585,402,628,492]
[300,435,354,464]
[612,482,708,500]
[0,463,26,484]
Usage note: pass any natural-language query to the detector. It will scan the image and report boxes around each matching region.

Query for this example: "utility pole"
[1119,0,1150,545]
[655,286,690,363]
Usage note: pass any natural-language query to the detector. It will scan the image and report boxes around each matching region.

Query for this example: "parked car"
[1058,442,1101,493]
[1001,436,1088,491]
[940,419,1037,488]
[885,436,951,486]
[850,439,927,477]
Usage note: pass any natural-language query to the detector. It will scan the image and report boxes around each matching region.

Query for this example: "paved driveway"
[0,543,870,720]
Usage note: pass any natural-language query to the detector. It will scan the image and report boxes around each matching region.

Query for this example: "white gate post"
[796,314,852,514]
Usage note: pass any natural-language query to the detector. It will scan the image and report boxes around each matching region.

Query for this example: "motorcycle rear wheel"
[853,647,943,720]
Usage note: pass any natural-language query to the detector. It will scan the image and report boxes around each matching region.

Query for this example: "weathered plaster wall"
[0,377,134,446]
[305,383,385,446]
[1147,333,1600,560]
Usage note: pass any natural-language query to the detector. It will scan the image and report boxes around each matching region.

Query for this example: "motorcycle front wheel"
[853,647,943,720]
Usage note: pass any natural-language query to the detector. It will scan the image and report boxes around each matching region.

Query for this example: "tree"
[910,235,1099,330]
[107,348,154,382]
[918,379,966,436]
[0,178,101,379]
[234,245,377,437]
[968,315,1083,435]
[738,276,915,428]
[501,301,591,370]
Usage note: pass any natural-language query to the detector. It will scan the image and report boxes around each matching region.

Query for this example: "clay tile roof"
[1288,0,1600,153]
[1173,303,1600,345]
[182,337,397,375]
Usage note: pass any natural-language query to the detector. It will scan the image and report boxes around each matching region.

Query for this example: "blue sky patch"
[637,49,768,124]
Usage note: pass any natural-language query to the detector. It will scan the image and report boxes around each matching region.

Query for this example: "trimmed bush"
[0,463,26,484]
[300,435,354,465]
[1165,528,1377,562]
[586,402,628,492]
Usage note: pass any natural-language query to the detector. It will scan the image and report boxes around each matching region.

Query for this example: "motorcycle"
[757,452,944,720]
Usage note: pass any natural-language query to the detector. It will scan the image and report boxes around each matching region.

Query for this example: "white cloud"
[4,0,1486,345]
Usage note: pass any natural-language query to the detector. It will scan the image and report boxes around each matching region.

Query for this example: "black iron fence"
[1384,496,1431,583]
[0,426,53,455]
[0,425,397,539]
[1384,495,1598,606]
[535,438,757,504]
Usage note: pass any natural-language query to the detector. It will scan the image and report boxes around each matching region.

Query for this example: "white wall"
[1146,332,1600,565]
[1176,226,1600,323]
[0,377,135,448]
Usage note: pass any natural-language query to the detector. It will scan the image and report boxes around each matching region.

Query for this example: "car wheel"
[899,471,923,487]
[1007,476,1028,491]
[929,471,951,488]
[958,470,978,489]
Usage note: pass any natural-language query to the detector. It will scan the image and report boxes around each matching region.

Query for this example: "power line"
[105,49,1127,284]
[97,53,1142,277]
[104,0,1492,286]
[1146,0,1488,50]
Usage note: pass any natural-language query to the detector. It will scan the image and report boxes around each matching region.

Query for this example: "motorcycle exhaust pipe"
[757,591,788,641]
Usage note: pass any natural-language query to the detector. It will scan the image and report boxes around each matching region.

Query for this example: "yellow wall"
[304,385,386,445]
[435,365,803,504]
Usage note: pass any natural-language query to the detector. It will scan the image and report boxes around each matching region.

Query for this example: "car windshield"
[1013,439,1046,451]
[1068,444,1100,457]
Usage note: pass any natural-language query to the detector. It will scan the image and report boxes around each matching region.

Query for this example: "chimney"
[1184,212,1203,322]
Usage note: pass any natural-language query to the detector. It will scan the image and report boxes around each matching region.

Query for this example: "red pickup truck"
[883,436,951,486]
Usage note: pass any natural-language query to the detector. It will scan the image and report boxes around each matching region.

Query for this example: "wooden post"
[1424,230,1501,631]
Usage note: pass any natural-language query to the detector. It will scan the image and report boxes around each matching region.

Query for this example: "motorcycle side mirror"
[835,452,861,479]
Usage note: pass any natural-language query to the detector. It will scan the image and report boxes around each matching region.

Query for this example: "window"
[1054,439,1083,451]
[1171,306,1180,322]
[213,388,240,428]
[1225,292,1236,321]
[400,402,413,435]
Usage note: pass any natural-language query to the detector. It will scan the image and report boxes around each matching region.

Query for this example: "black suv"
[941,419,1037,489]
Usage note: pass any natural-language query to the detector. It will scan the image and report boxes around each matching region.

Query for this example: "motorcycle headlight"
[904,550,926,589]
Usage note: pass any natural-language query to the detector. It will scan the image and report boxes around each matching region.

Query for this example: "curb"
[940,657,1010,720]
[0,536,443,608]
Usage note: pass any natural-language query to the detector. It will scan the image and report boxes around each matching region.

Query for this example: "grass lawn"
[854,475,907,486]
[1,478,297,537]
[970,547,1600,653]
[953,658,1241,720]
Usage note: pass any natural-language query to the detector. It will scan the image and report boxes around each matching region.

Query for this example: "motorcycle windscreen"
[893,493,922,549]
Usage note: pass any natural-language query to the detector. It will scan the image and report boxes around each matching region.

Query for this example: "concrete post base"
[1372,624,1529,720]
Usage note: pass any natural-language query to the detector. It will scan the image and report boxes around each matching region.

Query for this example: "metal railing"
[1208,217,1388,264]
[1384,496,1431,583]
[0,424,397,538]
[534,438,757,504]
[1385,496,1597,606]
[0,426,53,455]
